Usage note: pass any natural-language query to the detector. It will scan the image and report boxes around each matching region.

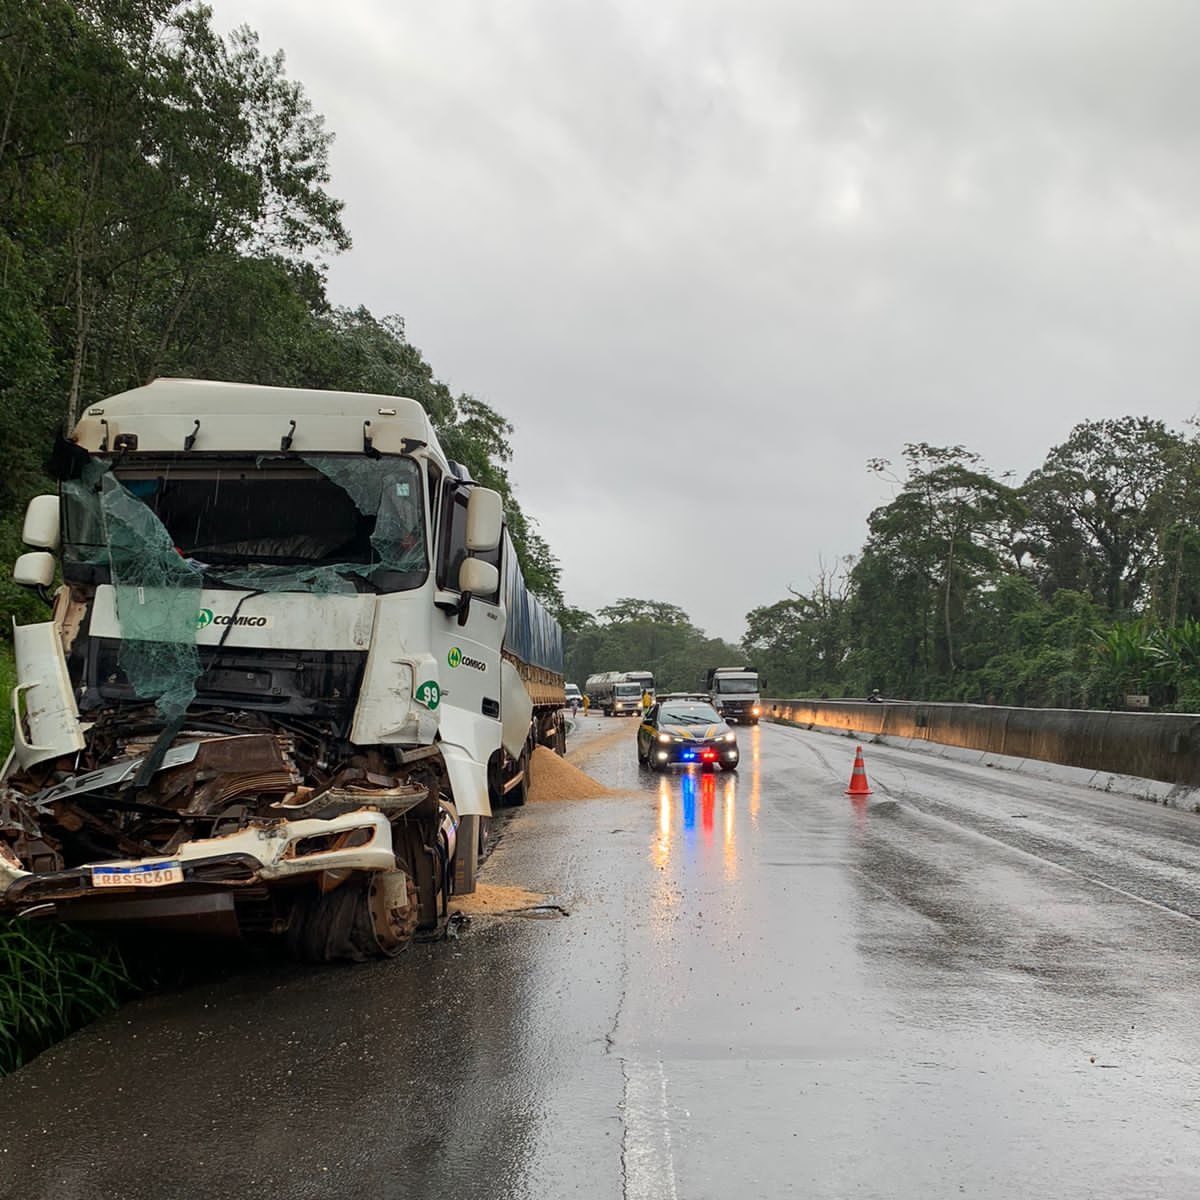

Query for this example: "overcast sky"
[212,0,1200,642]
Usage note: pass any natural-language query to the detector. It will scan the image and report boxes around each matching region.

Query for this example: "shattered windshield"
[59,455,429,721]
[63,455,429,592]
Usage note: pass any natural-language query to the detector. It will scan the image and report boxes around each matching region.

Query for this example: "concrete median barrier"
[765,699,1200,810]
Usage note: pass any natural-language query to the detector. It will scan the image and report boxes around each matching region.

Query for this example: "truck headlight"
[752,706,761,716]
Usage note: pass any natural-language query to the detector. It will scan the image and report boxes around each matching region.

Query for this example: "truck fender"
[439,740,491,819]
[500,659,533,759]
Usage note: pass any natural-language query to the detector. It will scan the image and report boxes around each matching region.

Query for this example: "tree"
[1022,417,1183,618]
[743,559,852,695]
[0,4,565,632]
[572,599,741,693]
[850,445,1026,696]
[598,598,691,626]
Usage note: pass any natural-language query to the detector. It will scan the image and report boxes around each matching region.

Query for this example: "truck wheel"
[286,873,416,963]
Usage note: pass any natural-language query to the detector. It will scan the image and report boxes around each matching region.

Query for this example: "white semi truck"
[706,666,761,724]
[0,380,565,960]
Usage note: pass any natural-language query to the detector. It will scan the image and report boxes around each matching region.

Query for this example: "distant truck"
[584,671,644,717]
[0,379,565,960]
[706,666,761,724]
[623,670,655,704]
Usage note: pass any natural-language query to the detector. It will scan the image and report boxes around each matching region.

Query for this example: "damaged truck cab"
[0,380,565,959]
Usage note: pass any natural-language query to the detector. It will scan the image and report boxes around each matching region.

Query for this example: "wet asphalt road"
[2,718,1200,1199]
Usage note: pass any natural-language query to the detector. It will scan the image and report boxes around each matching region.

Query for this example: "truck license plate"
[91,861,184,888]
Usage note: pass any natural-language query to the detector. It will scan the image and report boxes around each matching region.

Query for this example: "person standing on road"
[642,689,653,713]
[582,694,590,715]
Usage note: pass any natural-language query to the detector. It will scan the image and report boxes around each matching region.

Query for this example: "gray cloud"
[213,0,1200,639]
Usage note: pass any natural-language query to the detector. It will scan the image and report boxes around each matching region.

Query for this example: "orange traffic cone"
[845,745,872,796]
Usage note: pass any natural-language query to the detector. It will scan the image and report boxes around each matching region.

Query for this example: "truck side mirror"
[465,487,503,552]
[22,495,60,550]
[13,551,55,589]
[458,558,499,596]
[451,558,500,627]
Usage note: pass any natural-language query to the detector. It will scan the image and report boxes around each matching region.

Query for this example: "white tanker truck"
[0,379,564,960]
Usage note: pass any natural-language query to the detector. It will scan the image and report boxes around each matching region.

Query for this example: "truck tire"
[285,873,416,962]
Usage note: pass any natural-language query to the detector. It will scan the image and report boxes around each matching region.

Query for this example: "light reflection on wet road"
[2,719,1199,1199]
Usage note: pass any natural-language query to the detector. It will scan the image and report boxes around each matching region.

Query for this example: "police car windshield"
[661,704,720,724]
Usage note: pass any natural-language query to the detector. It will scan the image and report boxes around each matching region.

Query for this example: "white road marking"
[623,1059,679,1200]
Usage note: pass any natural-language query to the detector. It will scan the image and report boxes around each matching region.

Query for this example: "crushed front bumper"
[0,808,396,910]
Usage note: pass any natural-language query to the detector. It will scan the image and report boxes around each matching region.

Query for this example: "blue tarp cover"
[501,531,563,674]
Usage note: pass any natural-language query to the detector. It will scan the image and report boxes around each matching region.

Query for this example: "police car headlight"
[724,732,736,743]
[657,733,672,744]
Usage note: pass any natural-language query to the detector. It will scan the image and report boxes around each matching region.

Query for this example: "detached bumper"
[0,809,396,908]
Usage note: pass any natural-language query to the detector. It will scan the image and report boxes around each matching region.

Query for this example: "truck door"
[434,486,504,723]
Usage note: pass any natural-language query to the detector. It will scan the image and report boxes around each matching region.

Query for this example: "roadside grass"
[0,921,132,1074]
[0,641,12,762]
[0,641,135,1075]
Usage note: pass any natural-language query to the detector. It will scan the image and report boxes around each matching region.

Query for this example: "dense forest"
[737,430,1200,710]
[0,0,561,638]
[562,427,1200,711]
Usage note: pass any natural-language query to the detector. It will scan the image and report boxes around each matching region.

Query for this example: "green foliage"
[0,919,132,1074]
[0,4,563,635]
[1023,417,1186,617]
[847,444,1026,697]
[754,422,1200,711]
[743,561,851,696]
[0,3,567,1073]
[0,642,13,761]
[564,598,741,692]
